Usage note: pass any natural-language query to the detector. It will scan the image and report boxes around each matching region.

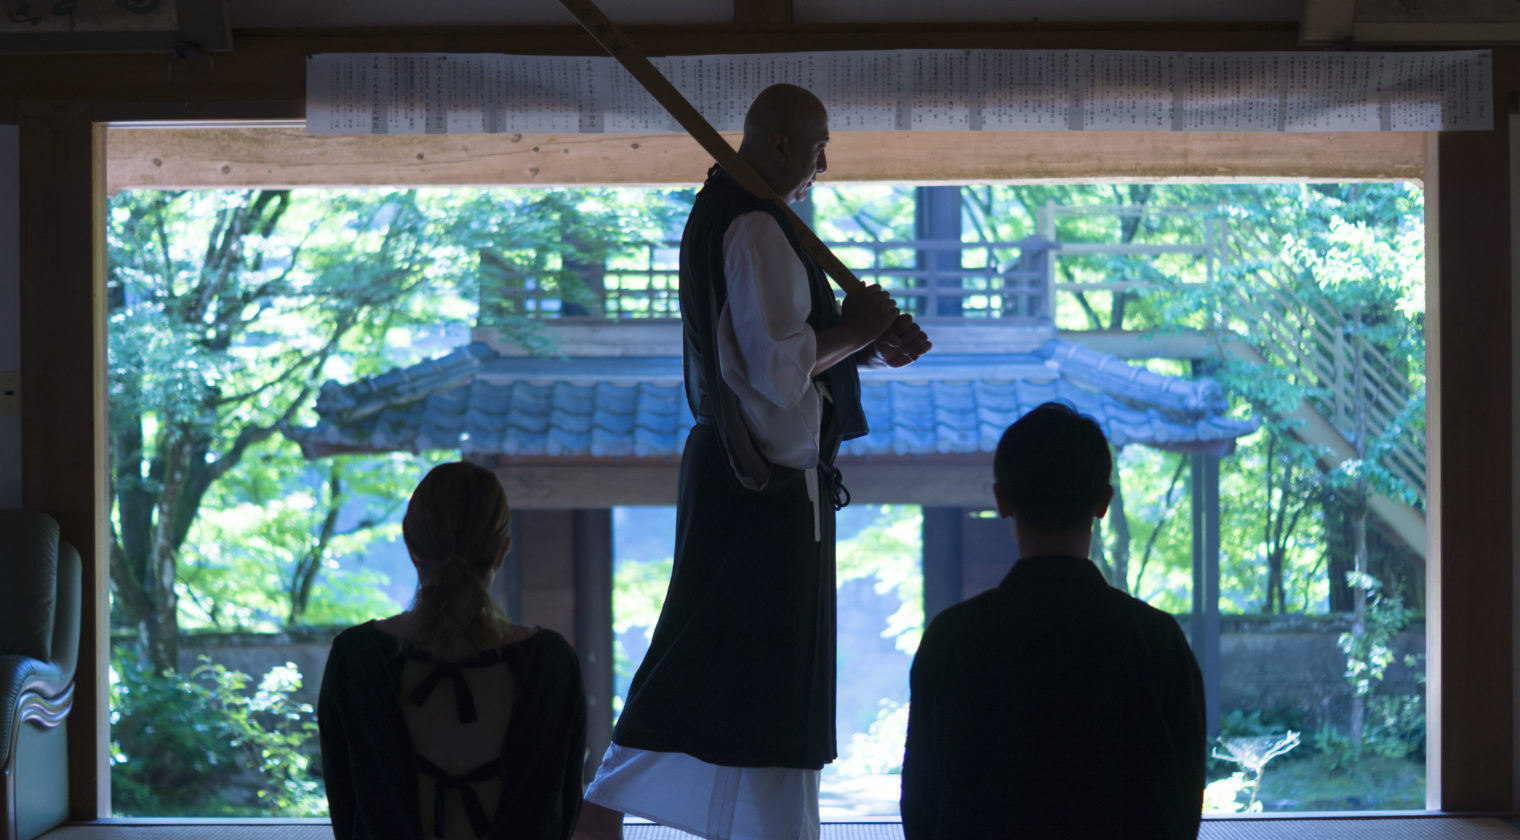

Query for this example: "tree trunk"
[1324,495,1355,612]
[289,469,344,626]
[1348,302,1369,753]
[1267,547,1286,615]
[1349,493,1369,753]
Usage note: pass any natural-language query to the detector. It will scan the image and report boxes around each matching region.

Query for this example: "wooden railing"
[1209,222,1426,506]
[481,237,1055,324]
[1034,201,1424,510]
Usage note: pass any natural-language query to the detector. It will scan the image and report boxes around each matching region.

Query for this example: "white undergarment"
[584,743,821,840]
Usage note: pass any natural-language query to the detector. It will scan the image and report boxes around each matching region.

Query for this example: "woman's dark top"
[319,620,587,840]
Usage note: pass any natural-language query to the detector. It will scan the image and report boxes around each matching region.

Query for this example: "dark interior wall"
[1,31,1515,816]
[0,125,16,508]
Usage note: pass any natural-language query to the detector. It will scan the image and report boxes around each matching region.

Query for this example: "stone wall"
[175,626,345,708]
[1211,614,1425,730]
[159,613,1426,729]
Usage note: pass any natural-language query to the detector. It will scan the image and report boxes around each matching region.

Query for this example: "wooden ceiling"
[220,0,1304,29]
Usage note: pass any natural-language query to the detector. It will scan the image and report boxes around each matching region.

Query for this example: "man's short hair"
[993,401,1113,531]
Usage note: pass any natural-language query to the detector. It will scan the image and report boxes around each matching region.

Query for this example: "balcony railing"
[481,237,1057,325]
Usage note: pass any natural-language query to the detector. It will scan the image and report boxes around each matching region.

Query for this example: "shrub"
[110,648,325,816]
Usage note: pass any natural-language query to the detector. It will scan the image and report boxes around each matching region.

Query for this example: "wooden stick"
[557,0,866,296]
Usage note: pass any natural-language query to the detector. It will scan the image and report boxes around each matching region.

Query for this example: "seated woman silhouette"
[319,461,587,840]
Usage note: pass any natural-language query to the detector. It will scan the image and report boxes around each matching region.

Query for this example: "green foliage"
[832,700,911,779]
[612,554,675,639]
[471,187,694,332]
[1253,754,1424,810]
[1339,573,1415,700]
[178,450,441,631]
[979,182,1426,616]
[110,650,324,816]
[812,186,920,310]
[108,188,480,669]
[835,505,925,654]
[1320,572,1425,768]
[1219,707,1315,743]
[611,553,675,707]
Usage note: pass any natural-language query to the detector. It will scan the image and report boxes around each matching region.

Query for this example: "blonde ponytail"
[402,463,514,655]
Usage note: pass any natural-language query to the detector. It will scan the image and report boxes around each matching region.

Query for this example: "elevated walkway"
[1042,201,1427,556]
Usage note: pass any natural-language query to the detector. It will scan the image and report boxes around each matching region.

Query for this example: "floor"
[39,816,1520,839]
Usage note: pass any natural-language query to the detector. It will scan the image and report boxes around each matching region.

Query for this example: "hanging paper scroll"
[306,49,1491,135]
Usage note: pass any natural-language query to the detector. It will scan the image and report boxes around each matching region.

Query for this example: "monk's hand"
[874,314,932,368]
[841,283,899,346]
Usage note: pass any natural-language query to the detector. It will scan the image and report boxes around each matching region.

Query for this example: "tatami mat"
[40,816,1520,839]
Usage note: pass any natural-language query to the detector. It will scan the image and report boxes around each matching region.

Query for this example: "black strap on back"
[403,647,506,724]
[407,662,478,724]
[415,754,501,838]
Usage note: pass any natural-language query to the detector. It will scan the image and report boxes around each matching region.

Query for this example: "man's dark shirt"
[901,555,1206,839]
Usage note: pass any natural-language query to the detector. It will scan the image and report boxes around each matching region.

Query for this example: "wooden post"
[1425,52,1518,808]
[492,510,525,621]
[572,509,614,782]
[514,511,579,646]
[917,186,963,318]
[17,101,108,819]
[921,507,965,624]
[1190,452,1221,739]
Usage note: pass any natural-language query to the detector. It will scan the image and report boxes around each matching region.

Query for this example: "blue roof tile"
[286,338,1259,460]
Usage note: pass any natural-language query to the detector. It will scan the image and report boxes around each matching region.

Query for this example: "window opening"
[106,180,1425,817]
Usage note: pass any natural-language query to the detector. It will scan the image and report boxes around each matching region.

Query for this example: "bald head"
[738,84,830,204]
[743,84,827,143]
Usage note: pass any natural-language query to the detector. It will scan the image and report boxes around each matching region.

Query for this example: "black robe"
[608,167,865,770]
[901,556,1207,839]
[318,622,587,840]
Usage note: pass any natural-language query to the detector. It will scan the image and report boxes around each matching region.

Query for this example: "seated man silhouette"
[900,401,1206,839]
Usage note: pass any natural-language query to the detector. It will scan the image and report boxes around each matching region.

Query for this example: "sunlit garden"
[107,180,1424,816]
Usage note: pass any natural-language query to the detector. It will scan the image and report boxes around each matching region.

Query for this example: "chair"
[1,511,81,840]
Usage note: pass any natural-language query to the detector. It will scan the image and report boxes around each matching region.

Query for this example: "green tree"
[107,189,472,670]
[962,182,1424,614]
[836,504,925,654]
[176,450,429,631]
[108,186,696,670]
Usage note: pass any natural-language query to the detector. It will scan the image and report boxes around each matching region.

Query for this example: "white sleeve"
[715,211,822,470]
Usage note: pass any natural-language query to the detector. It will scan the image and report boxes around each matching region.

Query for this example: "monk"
[577,84,930,840]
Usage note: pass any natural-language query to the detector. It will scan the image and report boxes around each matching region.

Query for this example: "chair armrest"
[0,654,73,773]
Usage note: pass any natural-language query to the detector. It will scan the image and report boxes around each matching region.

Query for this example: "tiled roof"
[286,340,1258,460]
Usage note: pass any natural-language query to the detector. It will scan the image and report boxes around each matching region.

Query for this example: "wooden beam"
[733,0,791,25]
[487,458,996,509]
[571,509,613,782]
[1063,329,1213,360]
[0,25,1314,124]
[1425,49,1519,811]
[18,101,108,819]
[104,126,1427,193]
[1298,0,1356,45]
[0,24,1302,114]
